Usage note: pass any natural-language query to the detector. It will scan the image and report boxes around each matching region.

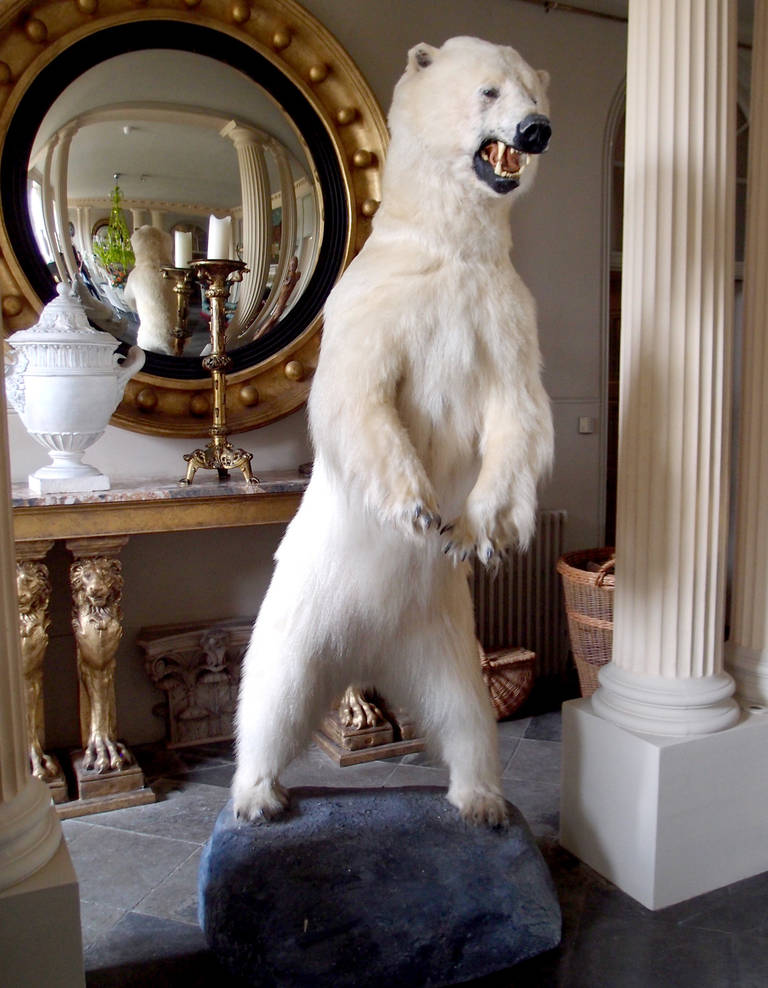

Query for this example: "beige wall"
[6,0,627,746]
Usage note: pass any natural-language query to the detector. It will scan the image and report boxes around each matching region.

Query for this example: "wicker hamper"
[556,548,615,697]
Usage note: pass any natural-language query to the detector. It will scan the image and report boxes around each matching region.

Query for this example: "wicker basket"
[556,548,615,697]
[478,643,536,719]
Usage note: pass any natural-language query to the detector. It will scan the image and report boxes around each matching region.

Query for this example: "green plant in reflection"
[92,184,135,287]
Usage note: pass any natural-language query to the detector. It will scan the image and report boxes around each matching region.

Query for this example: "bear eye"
[481,86,499,101]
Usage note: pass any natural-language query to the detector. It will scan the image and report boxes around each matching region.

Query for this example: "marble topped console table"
[11,470,308,817]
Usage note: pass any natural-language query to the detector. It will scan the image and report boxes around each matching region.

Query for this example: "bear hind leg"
[232,620,339,823]
[390,623,508,828]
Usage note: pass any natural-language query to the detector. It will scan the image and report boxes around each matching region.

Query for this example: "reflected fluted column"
[251,141,298,337]
[727,0,768,705]
[39,141,65,283]
[51,125,78,283]
[591,0,740,735]
[73,207,91,271]
[221,121,272,338]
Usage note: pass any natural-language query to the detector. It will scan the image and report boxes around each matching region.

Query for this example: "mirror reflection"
[28,50,323,357]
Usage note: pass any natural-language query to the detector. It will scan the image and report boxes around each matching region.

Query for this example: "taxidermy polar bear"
[233,36,554,827]
[123,225,177,355]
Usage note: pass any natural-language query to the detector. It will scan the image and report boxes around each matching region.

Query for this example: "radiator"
[471,510,568,678]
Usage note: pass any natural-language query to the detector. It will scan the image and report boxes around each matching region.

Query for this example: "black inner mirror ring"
[1,19,348,381]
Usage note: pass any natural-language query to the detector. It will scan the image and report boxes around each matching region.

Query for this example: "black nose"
[513,113,551,154]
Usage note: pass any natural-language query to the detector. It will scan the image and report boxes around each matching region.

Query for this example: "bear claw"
[409,502,441,533]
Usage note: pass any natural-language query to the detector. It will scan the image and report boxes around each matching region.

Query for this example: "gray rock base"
[198,787,561,987]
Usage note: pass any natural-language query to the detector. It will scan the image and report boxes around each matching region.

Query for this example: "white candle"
[207,215,232,259]
[174,230,192,267]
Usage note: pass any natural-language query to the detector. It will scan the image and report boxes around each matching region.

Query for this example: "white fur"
[233,37,554,827]
[123,225,177,355]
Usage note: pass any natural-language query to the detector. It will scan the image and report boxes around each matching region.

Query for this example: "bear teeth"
[480,140,529,180]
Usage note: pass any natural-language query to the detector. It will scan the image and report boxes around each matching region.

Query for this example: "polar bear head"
[386,36,550,202]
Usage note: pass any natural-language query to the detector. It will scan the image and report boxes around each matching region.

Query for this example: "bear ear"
[537,69,551,92]
[407,43,437,72]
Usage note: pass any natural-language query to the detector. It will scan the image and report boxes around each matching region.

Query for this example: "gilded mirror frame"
[0,0,388,436]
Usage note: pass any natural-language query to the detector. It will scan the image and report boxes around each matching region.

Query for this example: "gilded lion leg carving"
[16,542,60,782]
[67,536,133,774]
[339,684,385,730]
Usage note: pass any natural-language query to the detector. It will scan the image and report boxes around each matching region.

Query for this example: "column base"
[0,837,84,987]
[0,775,62,891]
[591,662,740,736]
[726,642,768,708]
[560,698,768,910]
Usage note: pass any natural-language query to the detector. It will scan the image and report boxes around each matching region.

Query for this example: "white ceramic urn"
[4,282,145,493]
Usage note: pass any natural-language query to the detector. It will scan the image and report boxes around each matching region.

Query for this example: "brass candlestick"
[179,259,258,486]
[161,265,196,356]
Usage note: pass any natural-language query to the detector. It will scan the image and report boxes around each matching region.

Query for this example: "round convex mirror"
[0,0,388,436]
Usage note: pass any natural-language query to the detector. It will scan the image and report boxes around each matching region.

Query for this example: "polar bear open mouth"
[473,139,530,193]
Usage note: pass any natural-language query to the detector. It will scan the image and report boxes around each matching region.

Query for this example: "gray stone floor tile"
[501,777,560,836]
[567,910,738,988]
[135,744,234,784]
[167,762,235,787]
[497,734,522,761]
[384,762,451,788]
[61,817,100,852]
[84,911,230,987]
[497,715,532,739]
[62,819,99,846]
[731,931,768,988]
[133,847,202,927]
[399,748,445,769]
[78,899,127,949]
[669,870,768,936]
[523,709,563,741]
[281,743,400,788]
[67,825,199,911]
[503,737,562,786]
[76,780,230,844]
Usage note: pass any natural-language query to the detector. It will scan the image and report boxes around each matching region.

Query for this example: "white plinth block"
[560,698,768,910]
[0,838,84,987]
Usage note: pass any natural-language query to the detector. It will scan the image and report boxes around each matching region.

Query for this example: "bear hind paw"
[448,788,509,829]
[232,778,290,823]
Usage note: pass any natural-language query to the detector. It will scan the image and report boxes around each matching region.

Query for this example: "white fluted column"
[0,382,61,893]
[591,0,740,736]
[221,121,272,338]
[1,313,84,984]
[726,0,768,706]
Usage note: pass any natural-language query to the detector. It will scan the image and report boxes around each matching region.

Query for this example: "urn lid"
[6,282,121,351]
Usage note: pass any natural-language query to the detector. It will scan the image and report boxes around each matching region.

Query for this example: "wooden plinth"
[314,709,425,767]
[53,750,156,819]
[44,755,69,804]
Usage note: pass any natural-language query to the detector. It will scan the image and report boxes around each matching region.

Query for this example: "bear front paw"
[441,516,505,567]
[385,487,442,538]
[232,777,290,823]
